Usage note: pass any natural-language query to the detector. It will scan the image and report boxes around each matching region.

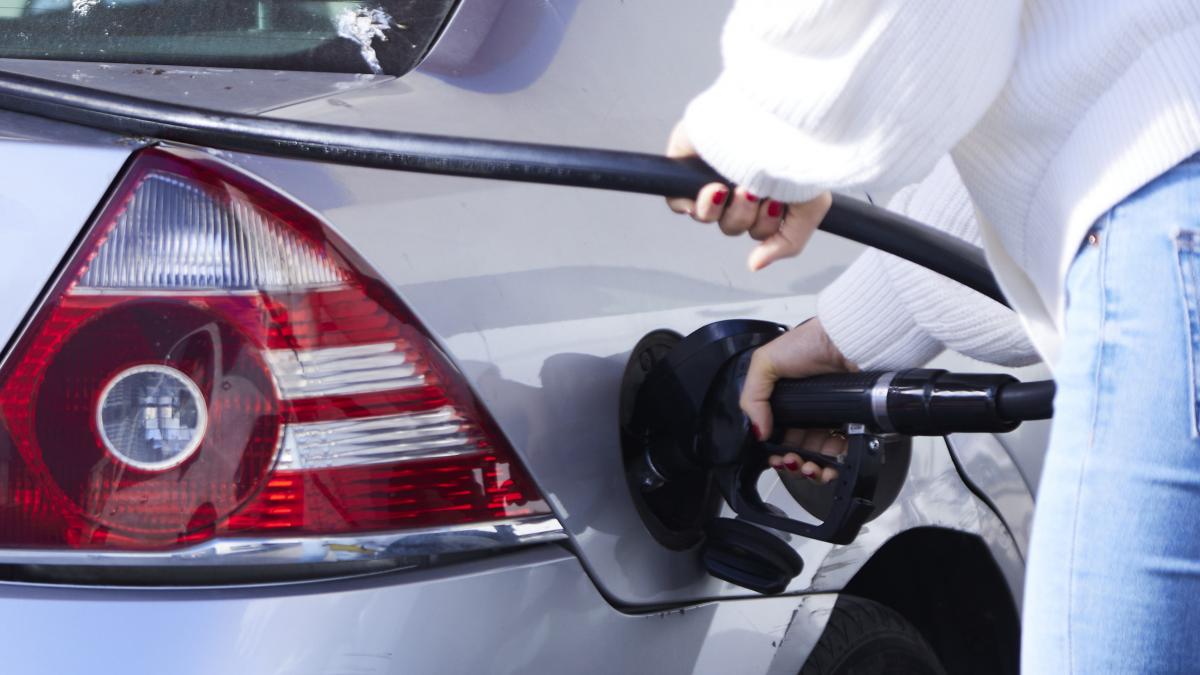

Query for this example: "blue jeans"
[1023,154,1200,673]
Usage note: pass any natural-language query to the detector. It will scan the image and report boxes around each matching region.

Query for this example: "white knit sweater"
[684,1,1200,366]
[819,158,1039,370]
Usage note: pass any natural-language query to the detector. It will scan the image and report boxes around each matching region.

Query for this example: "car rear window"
[0,0,457,75]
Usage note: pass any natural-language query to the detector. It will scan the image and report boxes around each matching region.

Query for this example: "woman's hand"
[741,318,858,483]
[664,122,833,271]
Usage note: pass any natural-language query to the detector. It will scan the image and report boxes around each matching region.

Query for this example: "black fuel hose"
[0,68,1007,306]
[995,379,1056,422]
[769,369,1055,435]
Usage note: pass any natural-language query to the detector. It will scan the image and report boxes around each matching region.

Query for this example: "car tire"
[800,595,947,675]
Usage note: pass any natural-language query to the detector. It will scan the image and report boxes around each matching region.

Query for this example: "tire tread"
[800,595,946,675]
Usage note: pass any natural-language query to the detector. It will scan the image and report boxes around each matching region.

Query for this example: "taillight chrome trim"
[277,406,477,469]
[265,342,425,399]
[0,515,565,568]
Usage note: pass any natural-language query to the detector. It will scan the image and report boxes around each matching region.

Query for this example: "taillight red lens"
[0,147,549,552]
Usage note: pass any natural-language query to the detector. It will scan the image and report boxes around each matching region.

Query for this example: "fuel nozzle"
[766,365,1055,437]
[622,319,1055,595]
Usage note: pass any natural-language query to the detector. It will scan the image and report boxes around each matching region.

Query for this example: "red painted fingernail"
[784,460,799,471]
[750,423,763,441]
[712,190,728,205]
[745,192,759,202]
[767,201,782,218]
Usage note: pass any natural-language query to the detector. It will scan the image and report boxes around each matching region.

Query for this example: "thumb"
[747,193,830,271]
[740,350,778,440]
[748,228,806,271]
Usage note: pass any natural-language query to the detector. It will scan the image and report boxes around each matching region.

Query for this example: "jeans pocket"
[1175,231,1200,436]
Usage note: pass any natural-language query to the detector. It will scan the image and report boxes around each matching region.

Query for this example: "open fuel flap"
[620,319,1053,595]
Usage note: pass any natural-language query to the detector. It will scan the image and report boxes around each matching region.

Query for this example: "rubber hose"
[0,68,1008,305]
[996,380,1056,422]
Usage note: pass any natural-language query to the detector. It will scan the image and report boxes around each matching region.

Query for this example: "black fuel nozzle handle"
[766,372,882,431]
[767,368,1055,436]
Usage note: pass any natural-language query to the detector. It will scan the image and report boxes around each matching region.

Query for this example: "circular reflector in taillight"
[32,300,281,544]
[97,364,207,471]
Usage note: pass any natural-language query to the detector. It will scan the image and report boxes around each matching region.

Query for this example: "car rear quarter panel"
[219,0,1029,606]
[0,111,133,351]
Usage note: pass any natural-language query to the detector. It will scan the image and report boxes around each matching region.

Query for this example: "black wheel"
[801,595,946,675]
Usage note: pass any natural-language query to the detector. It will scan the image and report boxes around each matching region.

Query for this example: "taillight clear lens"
[0,148,554,558]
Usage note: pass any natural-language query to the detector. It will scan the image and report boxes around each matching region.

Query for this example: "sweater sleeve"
[683,1,1022,203]
[818,158,1039,370]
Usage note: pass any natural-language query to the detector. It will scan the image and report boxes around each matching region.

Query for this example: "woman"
[665,2,1200,672]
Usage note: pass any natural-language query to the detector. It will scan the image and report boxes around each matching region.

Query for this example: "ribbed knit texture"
[685,1,1200,363]
[819,159,1039,370]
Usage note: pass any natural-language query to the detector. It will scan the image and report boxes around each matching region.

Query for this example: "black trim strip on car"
[0,68,1007,306]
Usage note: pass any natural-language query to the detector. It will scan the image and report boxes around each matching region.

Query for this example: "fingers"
[714,188,761,236]
[749,200,784,241]
[816,433,846,484]
[666,195,696,215]
[747,192,832,271]
[772,430,817,474]
[739,348,778,441]
[667,181,725,218]
[771,430,847,484]
[685,188,782,240]
[663,121,809,252]
[774,450,833,482]
[692,183,734,222]
[723,194,784,239]
[666,182,785,241]
[818,433,844,457]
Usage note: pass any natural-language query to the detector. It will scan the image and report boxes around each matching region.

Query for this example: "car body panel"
[0,545,813,675]
[0,110,133,355]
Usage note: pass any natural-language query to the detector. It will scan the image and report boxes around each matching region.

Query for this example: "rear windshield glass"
[0,0,457,75]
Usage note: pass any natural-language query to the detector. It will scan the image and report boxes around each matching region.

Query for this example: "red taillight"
[0,148,552,555]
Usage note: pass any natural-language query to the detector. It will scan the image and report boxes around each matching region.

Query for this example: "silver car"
[0,1,1048,673]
